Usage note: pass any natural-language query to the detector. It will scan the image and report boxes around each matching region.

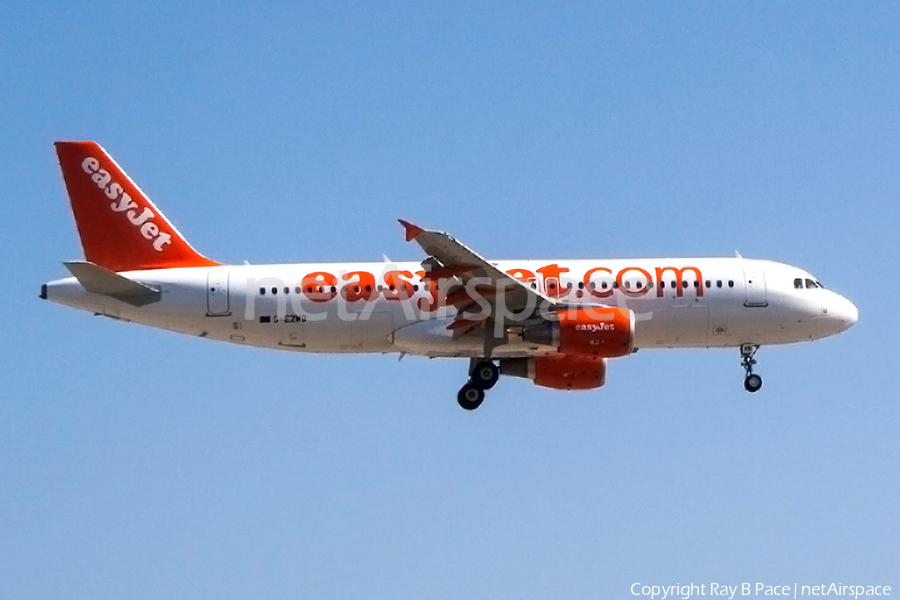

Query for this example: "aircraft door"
[742,262,768,307]
[207,271,230,315]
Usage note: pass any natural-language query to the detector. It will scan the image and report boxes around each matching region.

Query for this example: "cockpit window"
[795,276,825,290]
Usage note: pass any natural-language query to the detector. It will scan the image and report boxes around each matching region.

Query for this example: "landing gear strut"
[457,360,499,410]
[741,344,763,393]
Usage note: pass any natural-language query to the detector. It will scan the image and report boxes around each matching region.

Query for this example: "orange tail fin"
[55,141,219,272]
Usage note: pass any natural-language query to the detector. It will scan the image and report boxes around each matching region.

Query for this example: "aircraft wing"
[398,220,556,324]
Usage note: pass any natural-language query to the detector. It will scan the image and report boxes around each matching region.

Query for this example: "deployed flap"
[64,261,161,307]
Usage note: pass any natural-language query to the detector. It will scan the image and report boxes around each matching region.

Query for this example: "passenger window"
[716,280,723,288]
[284,287,289,295]
[682,281,688,288]
[705,281,711,288]
[578,282,584,289]
[728,280,734,288]
[272,287,277,295]
[624,281,631,290]
[295,286,301,294]
[659,281,665,289]
[259,287,266,295]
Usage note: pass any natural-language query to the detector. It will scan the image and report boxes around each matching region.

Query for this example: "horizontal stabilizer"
[64,261,161,307]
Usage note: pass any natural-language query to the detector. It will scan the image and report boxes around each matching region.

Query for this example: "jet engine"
[500,355,607,390]
[499,307,633,390]
[520,306,634,359]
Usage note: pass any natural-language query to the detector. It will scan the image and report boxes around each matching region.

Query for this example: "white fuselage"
[44,257,858,358]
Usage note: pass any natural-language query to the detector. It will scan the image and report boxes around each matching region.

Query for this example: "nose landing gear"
[741,344,763,393]
[457,360,499,410]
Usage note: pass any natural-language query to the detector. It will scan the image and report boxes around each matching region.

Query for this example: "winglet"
[398,219,424,242]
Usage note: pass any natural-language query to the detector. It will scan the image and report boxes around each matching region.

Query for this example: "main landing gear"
[457,360,499,410]
[741,344,763,393]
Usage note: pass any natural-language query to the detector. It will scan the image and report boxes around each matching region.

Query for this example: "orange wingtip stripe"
[398,219,424,242]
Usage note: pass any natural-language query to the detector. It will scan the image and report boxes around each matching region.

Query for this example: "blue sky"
[1,2,897,598]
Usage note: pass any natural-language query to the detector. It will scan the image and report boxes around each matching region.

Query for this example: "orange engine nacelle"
[500,355,608,390]
[522,306,634,359]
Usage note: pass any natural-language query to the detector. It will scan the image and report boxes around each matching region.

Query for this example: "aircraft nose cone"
[833,295,859,330]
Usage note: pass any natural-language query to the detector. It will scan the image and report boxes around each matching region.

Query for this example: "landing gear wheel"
[457,382,485,411]
[740,344,762,393]
[471,361,500,390]
[744,374,763,393]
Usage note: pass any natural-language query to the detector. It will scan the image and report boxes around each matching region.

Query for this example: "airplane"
[41,141,859,410]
